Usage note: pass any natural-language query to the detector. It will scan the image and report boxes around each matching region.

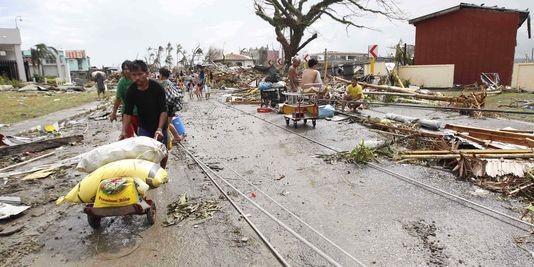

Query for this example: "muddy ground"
[1,91,533,266]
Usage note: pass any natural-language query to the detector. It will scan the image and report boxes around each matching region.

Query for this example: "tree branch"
[298,0,308,11]
[296,32,318,52]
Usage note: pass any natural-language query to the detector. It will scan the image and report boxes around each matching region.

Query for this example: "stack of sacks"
[56,137,169,205]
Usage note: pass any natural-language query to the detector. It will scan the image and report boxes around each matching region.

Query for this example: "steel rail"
[176,144,291,267]
[178,143,343,266]
[218,100,534,230]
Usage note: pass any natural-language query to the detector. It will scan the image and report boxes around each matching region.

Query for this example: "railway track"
[175,99,533,266]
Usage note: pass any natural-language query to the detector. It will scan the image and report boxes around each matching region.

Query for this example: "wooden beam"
[445,124,534,139]
[0,152,55,172]
[399,153,534,160]
[401,149,534,155]
[456,133,501,149]
[0,135,83,157]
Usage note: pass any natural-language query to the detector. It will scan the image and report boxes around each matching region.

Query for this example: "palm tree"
[153,46,164,69]
[30,43,54,77]
[176,43,184,68]
[165,42,174,69]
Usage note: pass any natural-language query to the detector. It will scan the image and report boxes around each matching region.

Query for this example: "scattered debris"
[163,193,221,227]
[21,167,57,181]
[402,219,448,266]
[0,224,24,237]
[0,152,55,172]
[319,140,376,164]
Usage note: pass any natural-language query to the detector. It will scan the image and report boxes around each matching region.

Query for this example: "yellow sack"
[56,159,168,204]
[94,177,139,208]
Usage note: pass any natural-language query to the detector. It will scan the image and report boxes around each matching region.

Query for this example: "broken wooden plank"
[445,124,534,140]
[456,133,502,149]
[0,135,83,157]
[0,152,55,172]
[399,153,534,160]
[460,131,534,147]
[499,129,534,135]
[402,149,534,155]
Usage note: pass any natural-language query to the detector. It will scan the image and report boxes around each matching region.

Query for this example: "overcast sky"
[0,0,532,67]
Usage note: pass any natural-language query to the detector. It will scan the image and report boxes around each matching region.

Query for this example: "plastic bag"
[76,136,167,173]
[318,105,335,118]
[258,81,273,91]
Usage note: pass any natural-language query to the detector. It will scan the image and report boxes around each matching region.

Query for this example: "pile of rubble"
[209,64,264,89]
[0,82,87,93]
[338,109,534,201]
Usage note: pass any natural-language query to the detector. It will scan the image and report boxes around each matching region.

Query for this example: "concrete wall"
[67,58,90,71]
[398,64,455,88]
[511,63,534,92]
[0,28,22,45]
[364,62,389,76]
[0,28,26,81]
[0,44,17,60]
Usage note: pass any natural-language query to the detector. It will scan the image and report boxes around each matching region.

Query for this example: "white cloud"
[0,0,531,66]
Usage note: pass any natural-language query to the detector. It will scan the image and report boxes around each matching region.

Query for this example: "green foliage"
[349,140,376,163]
[44,76,65,86]
[33,74,44,83]
[0,76,23,87]
[384,95,397,103]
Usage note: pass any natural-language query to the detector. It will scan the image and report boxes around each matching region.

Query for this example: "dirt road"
[2,94,533,266]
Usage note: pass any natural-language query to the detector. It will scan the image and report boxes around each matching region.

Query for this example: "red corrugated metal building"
[409,3,530,86]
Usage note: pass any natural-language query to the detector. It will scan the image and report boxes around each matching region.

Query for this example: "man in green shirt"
[110,60,138,138]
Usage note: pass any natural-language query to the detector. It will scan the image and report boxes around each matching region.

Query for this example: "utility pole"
[324,49,328,80]
[15,16,22,28]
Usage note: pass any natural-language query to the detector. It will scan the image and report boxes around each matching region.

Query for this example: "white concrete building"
[0,28,27,81]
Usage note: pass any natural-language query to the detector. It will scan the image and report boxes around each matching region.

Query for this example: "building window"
[45,55,56,64]
[77,59,83,70]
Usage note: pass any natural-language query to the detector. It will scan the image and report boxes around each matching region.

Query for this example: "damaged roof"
[409,2,530,28]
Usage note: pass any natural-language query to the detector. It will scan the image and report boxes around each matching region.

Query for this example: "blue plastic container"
[171,116,186,135]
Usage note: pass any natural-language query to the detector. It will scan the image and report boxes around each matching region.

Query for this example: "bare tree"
[205,46,223,63]
[254,0,403,69]
[189,43,203,68]
[145,46,156,66]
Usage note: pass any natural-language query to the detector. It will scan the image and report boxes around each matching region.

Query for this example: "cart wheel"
[146,203,156,225]
[312,120,316,128]
[293,121,298,128]
[87,213,101,229]
[304,119,307,125]
[285,118,290,126]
